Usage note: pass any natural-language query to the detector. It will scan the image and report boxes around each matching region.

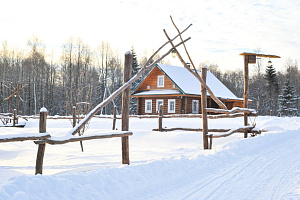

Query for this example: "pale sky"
[1,0,300,72]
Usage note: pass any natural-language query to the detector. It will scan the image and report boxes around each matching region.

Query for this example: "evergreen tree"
[264,61,279,115]
[130,46,140,115]
[131,46,139,78]
[278,80,298,116]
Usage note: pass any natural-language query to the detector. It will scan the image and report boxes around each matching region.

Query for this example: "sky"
[1,0,300,72]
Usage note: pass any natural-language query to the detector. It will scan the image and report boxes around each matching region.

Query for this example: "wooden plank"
[34,132,133,145]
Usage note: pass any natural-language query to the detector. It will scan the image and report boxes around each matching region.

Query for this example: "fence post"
[158,104,163,131]
[209,134,213,149]
[35,107,47,175]
[112,106,117,130]
[201,67,209,149]
[121,52,132,165]
[72,106,76,128]
[13,109,17,127]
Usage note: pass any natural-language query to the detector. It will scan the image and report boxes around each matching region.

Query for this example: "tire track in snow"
[178,133,300,200]
[270,159,299,200]
[146,132,300,200]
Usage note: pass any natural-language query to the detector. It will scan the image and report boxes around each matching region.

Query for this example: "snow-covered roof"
[134,89,181,96]
[156,64,239,100]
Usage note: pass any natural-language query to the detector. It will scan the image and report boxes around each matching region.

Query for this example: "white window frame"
[168,99,176,113]
[192,100,199,114]
[157,75,165,87]
[156,99,164,113]
[145,100,152,113]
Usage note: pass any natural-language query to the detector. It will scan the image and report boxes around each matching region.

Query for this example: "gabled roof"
[133,63,240,100]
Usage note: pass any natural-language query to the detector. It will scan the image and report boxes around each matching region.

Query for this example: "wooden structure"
[132,64,247,115]
[240,52,280,138]
[4,82,27,115]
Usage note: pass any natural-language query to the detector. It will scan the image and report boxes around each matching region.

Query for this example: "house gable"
[133,66,179,92]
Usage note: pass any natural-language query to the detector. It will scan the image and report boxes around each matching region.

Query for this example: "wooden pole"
[16,83,20,116]
[112,106,117,130]
[121,52,132,165]
[158,104,163,131]
[73,106,83,152]
[13,109,16,127]
[35,107,47,175]
[72,106,76,127]
[201,67,209,149]
[243,55,249,138]
[9,82,13,114]
[209,134,213,149]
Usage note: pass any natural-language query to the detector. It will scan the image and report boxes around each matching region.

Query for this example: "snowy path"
[0,117,300,199]
[128,130,300,200]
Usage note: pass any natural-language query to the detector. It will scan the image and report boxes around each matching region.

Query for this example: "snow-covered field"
[0,116,299,199]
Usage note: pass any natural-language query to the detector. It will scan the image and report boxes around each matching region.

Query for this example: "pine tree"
[264,62,279,115]
[130,46,140,114]
[131,46,139,77]
[278,80,298,116]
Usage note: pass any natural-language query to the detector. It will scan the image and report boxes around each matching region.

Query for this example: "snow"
[157,63,239,100]
[133,89,181,95]
[0,116,300,199]
[40,107,47,112]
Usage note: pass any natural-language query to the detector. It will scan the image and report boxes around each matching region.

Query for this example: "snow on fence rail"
[0,132,50,143]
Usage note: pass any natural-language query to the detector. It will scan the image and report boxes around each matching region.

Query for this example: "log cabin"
[131,63,246,115]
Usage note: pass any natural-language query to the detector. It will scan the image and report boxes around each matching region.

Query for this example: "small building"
[131,63,245,115]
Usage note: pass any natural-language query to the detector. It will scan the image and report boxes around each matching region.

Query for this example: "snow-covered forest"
[0,37,299,116]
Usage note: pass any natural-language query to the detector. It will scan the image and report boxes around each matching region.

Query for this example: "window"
[156,99,164,113]
[157,75,164,87]
[145,100,152,113]
[192,100,199,114]
[168,99,176,113]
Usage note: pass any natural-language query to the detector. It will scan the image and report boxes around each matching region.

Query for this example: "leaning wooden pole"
[243,55,249,138]
[201,67,209,149]
[121,52,132,165]
[163,29,227,110]
[35,107,47,175]
[68,37,191,137]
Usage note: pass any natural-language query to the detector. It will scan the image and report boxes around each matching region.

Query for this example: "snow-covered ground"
[0,116,299,199]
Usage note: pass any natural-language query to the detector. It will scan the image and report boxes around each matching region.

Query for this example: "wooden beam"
[34,132,133,145]
[239,52,280,58]
[0,133,50,143]
[211,126,255,138]
[206,107,257,115]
